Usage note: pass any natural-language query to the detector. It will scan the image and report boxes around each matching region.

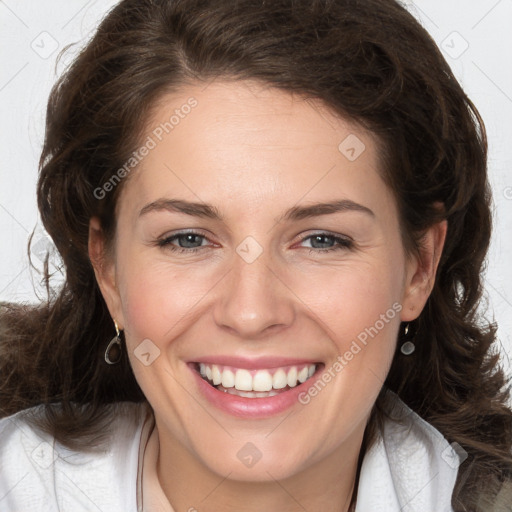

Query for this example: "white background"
[0,1,511,375]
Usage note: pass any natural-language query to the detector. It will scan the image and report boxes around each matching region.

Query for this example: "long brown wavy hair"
[1,0,511,509]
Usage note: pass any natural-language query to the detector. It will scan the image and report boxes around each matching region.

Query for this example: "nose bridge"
[213,247,295,338]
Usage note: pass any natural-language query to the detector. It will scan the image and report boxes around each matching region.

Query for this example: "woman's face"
[91,80,444,483]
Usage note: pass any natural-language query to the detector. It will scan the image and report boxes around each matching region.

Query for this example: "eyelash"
[157,231,211,254]
[300,233,354,253]
[156,231,354,254]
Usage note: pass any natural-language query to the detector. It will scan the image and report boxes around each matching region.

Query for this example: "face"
[91,80,444,483]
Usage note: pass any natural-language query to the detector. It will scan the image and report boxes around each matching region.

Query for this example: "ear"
[401,219,447,322]
[88,217,125,328]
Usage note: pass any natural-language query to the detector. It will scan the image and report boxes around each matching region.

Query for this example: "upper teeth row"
[199,363,317,392]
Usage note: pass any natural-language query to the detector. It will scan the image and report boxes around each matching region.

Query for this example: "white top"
[0,393,460,512]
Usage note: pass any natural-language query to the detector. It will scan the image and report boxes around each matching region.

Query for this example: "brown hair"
[1,0,511,509]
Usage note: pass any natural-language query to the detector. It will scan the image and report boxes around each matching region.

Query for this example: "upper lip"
[191,355,321,370]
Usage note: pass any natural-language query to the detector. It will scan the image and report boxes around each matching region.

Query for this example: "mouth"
[192,361,323,399]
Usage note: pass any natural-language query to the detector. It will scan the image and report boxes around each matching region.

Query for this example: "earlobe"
[88,217,124,327]
[401,219,448,322]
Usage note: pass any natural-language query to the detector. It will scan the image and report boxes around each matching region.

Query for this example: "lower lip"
[189,364,322,418]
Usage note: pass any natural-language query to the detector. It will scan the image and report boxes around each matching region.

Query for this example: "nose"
[213,250,296,339]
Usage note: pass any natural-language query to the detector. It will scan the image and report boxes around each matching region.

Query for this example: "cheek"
[116,261,214,397]
[290,254,405,395]
[297,261,403,339]
[116,253,216,345]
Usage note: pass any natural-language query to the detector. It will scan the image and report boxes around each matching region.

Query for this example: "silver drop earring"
[400,323,415,355]
[105,320,123,365]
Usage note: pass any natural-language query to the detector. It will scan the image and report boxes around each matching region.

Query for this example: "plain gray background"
[0,0,511,374]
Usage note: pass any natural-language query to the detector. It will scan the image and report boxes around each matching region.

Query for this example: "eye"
[157,231,212,253]
[298,232,353,253]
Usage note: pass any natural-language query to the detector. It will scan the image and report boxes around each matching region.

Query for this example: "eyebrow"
[278,199,375,222]
[138,198,374,221]
[139,199,223,220]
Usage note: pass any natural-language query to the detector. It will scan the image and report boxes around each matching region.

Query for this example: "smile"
[189,359,324,417]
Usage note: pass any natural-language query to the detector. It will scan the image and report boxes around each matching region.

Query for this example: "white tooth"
[235,369,253,391]
[273,369,288,389]
[298,367,308,383]
[199,363,206,377]
[205,365,212,381]
[221,369,235,388]
[212,365,222,385]
[253,370,273,392]
[308,364,316,378]
[287,366,298,387]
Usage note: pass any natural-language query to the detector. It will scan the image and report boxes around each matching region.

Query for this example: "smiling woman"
[1,1,511,511]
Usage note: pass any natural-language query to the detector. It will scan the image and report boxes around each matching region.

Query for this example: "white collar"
[356,391,460,511]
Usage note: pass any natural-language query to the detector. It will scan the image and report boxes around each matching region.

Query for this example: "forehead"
[118,79,392,220]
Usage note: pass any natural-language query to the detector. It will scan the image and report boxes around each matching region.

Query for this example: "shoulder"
[356,391,461,512]
[0,401,151,512]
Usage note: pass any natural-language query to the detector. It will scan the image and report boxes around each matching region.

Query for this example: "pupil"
[180,234,202,248]
[311,235,333,249]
